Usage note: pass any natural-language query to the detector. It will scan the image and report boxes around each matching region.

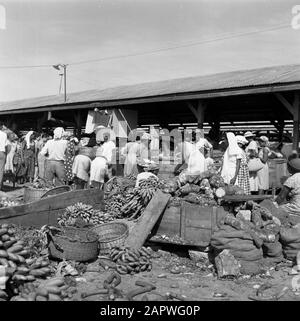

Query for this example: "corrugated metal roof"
[1,63,300,113]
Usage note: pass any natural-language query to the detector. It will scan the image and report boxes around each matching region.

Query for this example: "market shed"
[0,63,300,148]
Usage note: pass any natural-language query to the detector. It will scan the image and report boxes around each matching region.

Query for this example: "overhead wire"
[0,22,290,70]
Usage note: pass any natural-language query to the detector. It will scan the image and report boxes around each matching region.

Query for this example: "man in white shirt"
[40,127,68,186]
[0,123,11,190]
[101,133,116,179]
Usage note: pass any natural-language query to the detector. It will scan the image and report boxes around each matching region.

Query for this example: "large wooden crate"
[152,201,228,246]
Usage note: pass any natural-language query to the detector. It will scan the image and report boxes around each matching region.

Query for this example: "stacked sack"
[211,224,263,262]
[280,224,300,261]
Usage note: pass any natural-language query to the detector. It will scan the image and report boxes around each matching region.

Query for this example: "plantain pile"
[0,224,53,300]
[120,177,160,220]
[10,276,76,301]
[104,194,127,218]
[109,246,152,275]
[58,202,115,227]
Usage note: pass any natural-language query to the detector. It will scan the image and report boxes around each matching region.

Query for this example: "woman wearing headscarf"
[245,131,259,193]
[221,132,250,194]
[22,131,37,183]
[40,127,68,186]
[257,136,270,195]
[174,132,205,175]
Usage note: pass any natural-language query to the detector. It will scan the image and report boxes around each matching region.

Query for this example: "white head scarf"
[221,132,241,184]
[25,131,34,149]
[53,127,65,140]
[226,132,240,156]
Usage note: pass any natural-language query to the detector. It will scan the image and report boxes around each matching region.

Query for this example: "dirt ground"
[3,183,300,302]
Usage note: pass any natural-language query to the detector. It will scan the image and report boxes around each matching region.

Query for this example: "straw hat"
[244,131,255,138]
[259,136,269,143]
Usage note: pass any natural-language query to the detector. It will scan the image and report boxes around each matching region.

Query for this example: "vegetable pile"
[0,224,54,300]
[109,246,152,275]
[11,276,76,301]
[58,202,114,227]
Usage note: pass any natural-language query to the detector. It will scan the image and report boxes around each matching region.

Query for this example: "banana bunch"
[120,178,160,219]
[0,224,30,270]
[57,203,95,226]
[89,210,115,225]
[11,276,75,301]
[104,194,127,218]
[109,246,152,275]
[0,224,52,301]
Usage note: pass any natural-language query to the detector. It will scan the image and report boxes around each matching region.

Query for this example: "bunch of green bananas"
[109,246,152,275]
[57,203,95,226]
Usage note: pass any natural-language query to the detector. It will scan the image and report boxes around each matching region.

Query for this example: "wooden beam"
[293,93,300,151]
[274,93,293,115]
[186,100,207,130]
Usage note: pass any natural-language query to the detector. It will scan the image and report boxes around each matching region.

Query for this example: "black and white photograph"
[0,0,300,310]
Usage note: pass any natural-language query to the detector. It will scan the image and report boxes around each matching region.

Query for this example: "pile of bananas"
[120,177,160,220]
[104,194,127,218]
[58,203,116,227]
[89,210,115,225]
[10,276,76,301]
[0,224,52,300]
[58,203,95,226]
[109,246,152,275]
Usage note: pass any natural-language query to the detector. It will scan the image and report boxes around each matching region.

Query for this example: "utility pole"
[53,64,68,102]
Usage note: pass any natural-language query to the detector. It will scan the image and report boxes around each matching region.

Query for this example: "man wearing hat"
[276,157,300,224]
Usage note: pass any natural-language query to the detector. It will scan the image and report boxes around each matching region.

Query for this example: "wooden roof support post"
[293,92,300,151]
[74,110,82,139]
[186,100,207,134]
[36,112,48,132]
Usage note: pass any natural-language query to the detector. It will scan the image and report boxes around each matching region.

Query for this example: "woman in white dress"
[257,136,270,195]
[121,136,141,177]
[245,131,259,193]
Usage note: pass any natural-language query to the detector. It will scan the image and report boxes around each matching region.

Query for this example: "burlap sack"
[280,225,300,244]
[263,241,283,258]
[230,248,263,261]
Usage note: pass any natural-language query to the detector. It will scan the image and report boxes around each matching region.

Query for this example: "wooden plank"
[222,195,273,202]
[125,190,171,249]
[0,189,104,227]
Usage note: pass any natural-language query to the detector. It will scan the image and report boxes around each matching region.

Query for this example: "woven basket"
[91,222,129,254]
[23,186,48,203]
[48,227,99,262]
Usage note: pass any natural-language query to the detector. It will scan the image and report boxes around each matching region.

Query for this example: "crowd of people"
[0,123,117,191]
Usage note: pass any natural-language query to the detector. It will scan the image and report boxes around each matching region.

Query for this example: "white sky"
[0,0,299,102]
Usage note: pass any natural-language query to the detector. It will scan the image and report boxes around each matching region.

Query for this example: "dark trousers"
[45,160,65,186]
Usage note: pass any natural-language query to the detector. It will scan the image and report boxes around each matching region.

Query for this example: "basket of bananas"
[91,222,129,255]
